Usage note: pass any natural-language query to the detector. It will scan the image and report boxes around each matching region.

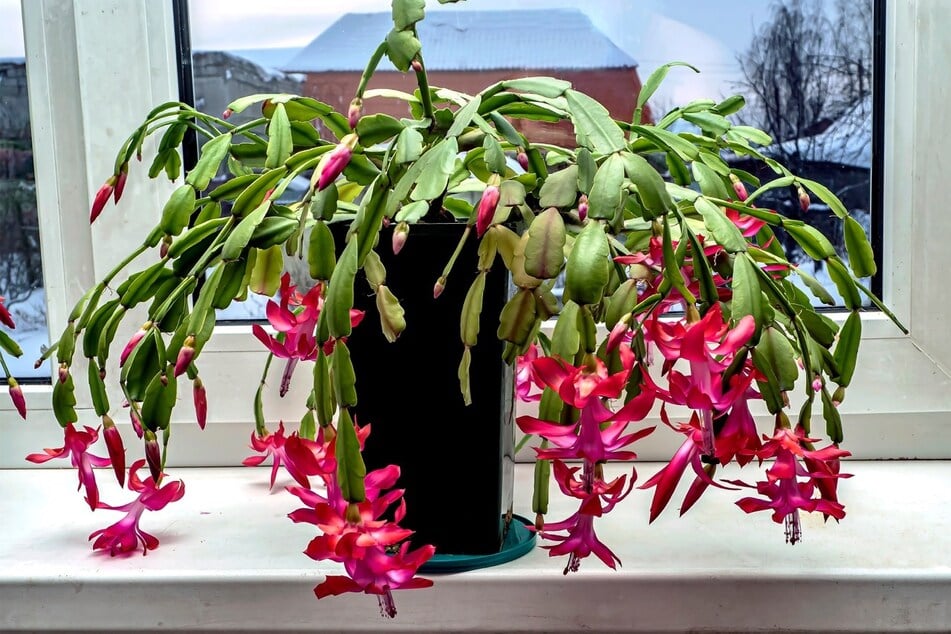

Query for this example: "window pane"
[184,0,878,317]
[0,0,48,380]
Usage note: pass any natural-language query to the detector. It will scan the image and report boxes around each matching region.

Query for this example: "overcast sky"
[1,0,773,103]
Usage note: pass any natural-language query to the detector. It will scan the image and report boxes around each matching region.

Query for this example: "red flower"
[26,424,110,510]
[89,176,117,223]
[89,460,185,556]
[515,343,542,402]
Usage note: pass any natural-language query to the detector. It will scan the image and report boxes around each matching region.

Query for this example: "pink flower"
[316,134,357,191]
[7,377,26,419]
[26,424,111,510]
[475,184,500,237]
[89,460,185,556]
[173,335,195,377]
[529,346,637,410]
[714,384,762,467]
[0,295,14,328]
[515,343,542,402]
[541,509,619,574]
[729,173,748,201]
[119,323,151,367]
[242,421,325,490]
[731,427,851,543]
[252,275,364,396]
[725,207,765,237]
[315,542,436,617]
[639,410,737,522]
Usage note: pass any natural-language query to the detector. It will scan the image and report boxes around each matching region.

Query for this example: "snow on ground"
[1,287,50,380]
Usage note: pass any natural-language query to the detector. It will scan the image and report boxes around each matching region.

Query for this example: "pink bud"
[58,363,69,384]
[516,151,529,171]
[7,377,26,419]
[102,416,126,487]
[411,59,423,72]
[433,276,446,299]
[144,431,162,483]
[160,235,172,258]
[0,296,14,329]
[475,185,500,237]
[113,165,129,204]
[120,323,151,367]
[798,186,810,212]
[222,107,234,119]
[812,375,822,392]
[577,194,589,221]
[193,377,207,430]
[392,222,409,255]
[730,174,748,201]
[90,176,116,224]
[129,409,144,439]
[606,317,630,352]
[174,335,196,377]
[316,134,357,192]
[348,98,363,129]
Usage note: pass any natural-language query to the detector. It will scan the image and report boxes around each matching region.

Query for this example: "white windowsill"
[1,462,949,633]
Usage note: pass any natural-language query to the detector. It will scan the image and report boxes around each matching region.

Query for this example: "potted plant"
[23,0,903,619]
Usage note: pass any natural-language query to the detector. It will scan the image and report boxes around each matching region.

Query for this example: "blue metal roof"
[284,9,636,73]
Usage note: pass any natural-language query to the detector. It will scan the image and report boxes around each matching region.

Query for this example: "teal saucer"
[419,514,537,574]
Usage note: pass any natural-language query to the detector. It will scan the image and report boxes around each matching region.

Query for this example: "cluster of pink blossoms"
[513,213,851,573]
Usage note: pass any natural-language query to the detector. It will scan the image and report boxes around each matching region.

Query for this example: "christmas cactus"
[29,0,903,619]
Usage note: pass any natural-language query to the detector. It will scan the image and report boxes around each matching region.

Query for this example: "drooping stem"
[355,42,388,100]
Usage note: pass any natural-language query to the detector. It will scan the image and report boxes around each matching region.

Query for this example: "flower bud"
[0,296,14,329]
[411,59,423,72]
[811,375,822,392]
[58,363,69,384]
[797,185,810,212]
[174,335,196,377]
[433,276,446,299]
[120,322,151,367]
[90,176,117,223]
[193,376,207,430]
[129,408,144,439]
[392,221,409,255]
[577,194,589,221]
[729,173,748,201]
[475,184,500,237]
[113,164,129,204]
[516,150,529,172]
[832,385,846,407]
[222,107,234,119]
[102,415,126,487]
[7,377,26,419]
[144,430,162,483]
[606,314,631,352]
[160,234,172,259]
[316,134,358,192]
[347,97,363,129]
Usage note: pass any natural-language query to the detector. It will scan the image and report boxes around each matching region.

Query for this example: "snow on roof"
[774,96,872,169]
[284,9,636,73]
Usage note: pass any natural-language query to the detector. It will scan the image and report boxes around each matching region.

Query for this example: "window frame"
[4,0,948,468]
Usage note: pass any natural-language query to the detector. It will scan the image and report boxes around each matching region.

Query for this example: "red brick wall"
[299,68,651,146]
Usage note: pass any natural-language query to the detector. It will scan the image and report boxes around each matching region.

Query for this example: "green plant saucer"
[420,514,536,574]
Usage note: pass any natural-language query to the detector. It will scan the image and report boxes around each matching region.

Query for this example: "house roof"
[284,9,636,73]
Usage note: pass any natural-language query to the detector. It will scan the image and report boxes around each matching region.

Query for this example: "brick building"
[284,9,651,146]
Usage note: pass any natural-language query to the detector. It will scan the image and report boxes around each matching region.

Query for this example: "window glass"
[0,0,48,380]
[185,0,877,317]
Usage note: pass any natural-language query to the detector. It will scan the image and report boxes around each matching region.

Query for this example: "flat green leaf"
[636,62,698,111]
[483,134,506,174]
[222,199,270,261]
[447,95,483,138]
[794,267,837,306]
[731,125,772,146]
[501,77,571,99]
[587,153,625,220]
[411,138,458,201]
[564,221,610,305]
[335,408,366,503]
[757,326,799,391]
[0,330,22,357]
[539,164,579,208]
[827,257,862,310]
[524,208,566,279]
[682,111,731,136]
[843,216,877,277]
[394,127,424,164]
[385,29,421,72]
[783,222,837,260]
[622,152,672,219]
[391,0,425,29]
[265,103,292,169]
[395,200,429,223]
[355,113,404,146]
[833,310,862,387]
[692,162,731,200]
[187,133,233,191]
[565,89,626,154]
[249,245,284,296]
[694,197,747,253]
[798,177,849,219]
[631,125,699,161]
[731,253,762,338]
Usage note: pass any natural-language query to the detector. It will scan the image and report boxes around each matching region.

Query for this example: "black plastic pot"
[341,222,515,555]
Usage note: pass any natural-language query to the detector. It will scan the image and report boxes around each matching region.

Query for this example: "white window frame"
[4,0,949,467]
